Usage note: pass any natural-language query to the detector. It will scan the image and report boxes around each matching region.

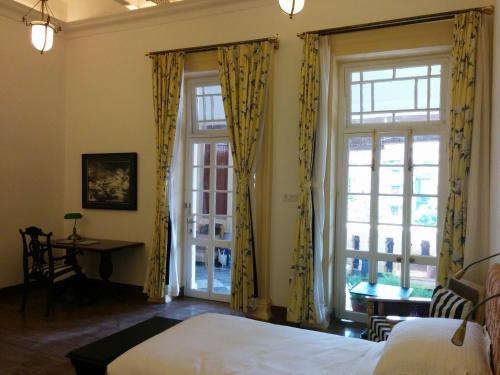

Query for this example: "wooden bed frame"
[67,265,500,375]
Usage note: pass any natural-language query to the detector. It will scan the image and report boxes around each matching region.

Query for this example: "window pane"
[346,223,370,251]
[213,95,225,120]
[348,137,372,165]
[215,143,229,166]
[377,260,401,287]
[192,143,210,166]
[380,136,405,165]
[374,80,415,111]
[378,196,403,224]
[193,215,209,239]
[216,168,233,191]
[411,196,438,226]
[379,166,404,195]
[346,257,369,313]
[192,245,208,291]
[191,167,210,190]
[204,96,212,120]
[430,64,441,75]
[430,77,441,108]
[362,83,372,112]
[413,135,440,165]
[192,191,209,214]
[417,79,428,109]
[215,216,232,241]
[351,84,361,113]
[363,69,392,80]
[351,72,360,82]
[216,192,232,215]
[395,66,427,78]
[204,85,221,94]
[395,111,428,123]
[410,264,436,298]
[429,110,440,121]
[377,225,402,254]
[348,195,370,222]
[348,166,371,194]
[196,96,205,121]
[214,247,231,294]
[411,226,437,257]
[351,114,361,124]
[413,166,439,195]
[362,113,393,124]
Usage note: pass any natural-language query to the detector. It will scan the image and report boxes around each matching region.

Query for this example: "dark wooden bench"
[67,317,182,375]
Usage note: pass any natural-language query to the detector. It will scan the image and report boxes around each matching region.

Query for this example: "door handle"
[396,256,402,262]
[409,257,415,263]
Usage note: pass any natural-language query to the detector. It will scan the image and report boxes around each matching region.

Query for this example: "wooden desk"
[350,282,430,319]
[52,239,143,285]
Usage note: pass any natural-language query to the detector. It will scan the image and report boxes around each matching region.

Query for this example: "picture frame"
[82,153,137,210]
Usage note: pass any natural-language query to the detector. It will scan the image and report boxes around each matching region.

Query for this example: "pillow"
[429,285,473,319]
[373,318,492,375]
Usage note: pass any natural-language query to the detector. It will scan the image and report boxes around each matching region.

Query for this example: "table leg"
[99,252,113,282]
[98,252,122,301]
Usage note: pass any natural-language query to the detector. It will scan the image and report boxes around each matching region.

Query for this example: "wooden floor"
[0,286,365,375]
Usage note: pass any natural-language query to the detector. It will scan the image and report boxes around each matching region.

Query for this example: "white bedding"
[108,313,384,375]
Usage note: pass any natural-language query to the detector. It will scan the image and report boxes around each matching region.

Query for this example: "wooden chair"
[19,226,83,315]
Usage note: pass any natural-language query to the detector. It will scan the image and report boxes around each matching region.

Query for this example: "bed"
[104,264,500,375]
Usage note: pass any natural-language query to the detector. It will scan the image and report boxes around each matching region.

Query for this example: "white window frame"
[342,55,450,130]
[183,73,235,303]
[334,54,450,322]
[186,72,227,137]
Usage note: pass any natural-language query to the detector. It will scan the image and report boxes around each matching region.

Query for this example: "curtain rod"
[298,5,494,38]
[146,36,279,57]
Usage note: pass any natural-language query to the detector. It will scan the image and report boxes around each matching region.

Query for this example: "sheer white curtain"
[464,14,492,283]
[166,81,185,298]
[311,36,331,325]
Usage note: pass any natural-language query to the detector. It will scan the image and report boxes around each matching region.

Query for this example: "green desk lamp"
[65,213,83,240]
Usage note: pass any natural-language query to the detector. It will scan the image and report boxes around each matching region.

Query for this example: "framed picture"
[82,153,137,210]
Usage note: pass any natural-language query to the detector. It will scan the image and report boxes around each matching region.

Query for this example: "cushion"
[373,318,492,375]
[368,316,392,342]
[429,285,473,319]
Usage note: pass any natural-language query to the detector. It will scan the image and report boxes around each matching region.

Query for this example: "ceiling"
[13,0,188,22]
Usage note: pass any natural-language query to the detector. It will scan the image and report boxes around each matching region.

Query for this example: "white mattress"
[108,313,384,375]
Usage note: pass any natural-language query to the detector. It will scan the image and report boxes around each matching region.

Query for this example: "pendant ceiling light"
[279,0,305,18]
[22,0,61,54]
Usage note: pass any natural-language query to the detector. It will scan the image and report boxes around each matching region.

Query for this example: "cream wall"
[0,7,66,287]
[62,0,493,307]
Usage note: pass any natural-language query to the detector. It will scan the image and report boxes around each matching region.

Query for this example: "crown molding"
[63,0,275,38]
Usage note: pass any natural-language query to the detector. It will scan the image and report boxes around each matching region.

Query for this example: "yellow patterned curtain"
[146,52,184,302]
[287,34,320,323]
[438,12,481,286]
[218,41,272,312]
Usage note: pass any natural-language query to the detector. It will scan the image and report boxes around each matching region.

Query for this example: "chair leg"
[45,283,54,316]
[19,280,29,313]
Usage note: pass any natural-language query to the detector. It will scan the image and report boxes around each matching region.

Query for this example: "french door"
[336,130,446,321]
[184,139,234,302]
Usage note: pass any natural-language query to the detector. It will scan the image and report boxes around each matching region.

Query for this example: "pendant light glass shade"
[31,21,55,52]
[22,0,61,54]
[279,0,305,18]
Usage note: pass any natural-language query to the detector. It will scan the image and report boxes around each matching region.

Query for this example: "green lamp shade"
[64,213,83,220]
